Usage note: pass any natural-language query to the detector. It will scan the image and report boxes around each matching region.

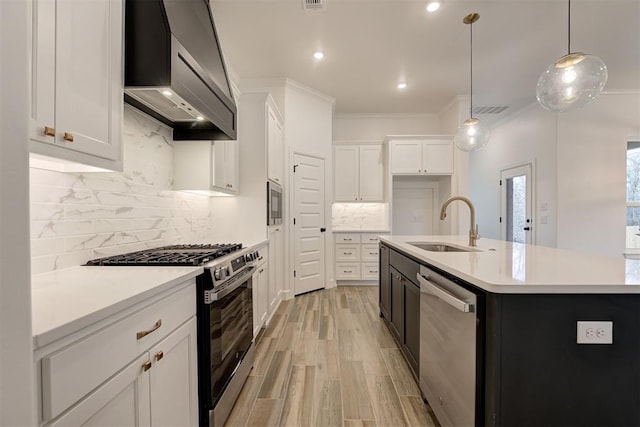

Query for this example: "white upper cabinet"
[213,140,239,193]
[334,143,384,202]
[267,104,284,184]
[173,139,239,195]
[389,137,454,175]
[29,0,123,171]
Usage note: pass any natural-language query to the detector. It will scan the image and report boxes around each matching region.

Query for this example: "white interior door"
[293,154,326,295]
[500,164,533,244]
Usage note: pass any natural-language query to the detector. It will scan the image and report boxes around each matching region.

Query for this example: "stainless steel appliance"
[416,264,479,427]
[87,243,259,427]
[267,180,283,226]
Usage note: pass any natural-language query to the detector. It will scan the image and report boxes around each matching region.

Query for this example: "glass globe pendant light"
[455,13,490,152]
[536,0,607,112]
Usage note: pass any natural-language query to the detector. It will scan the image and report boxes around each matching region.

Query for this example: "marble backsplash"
[332,203,389,230]
[30,107,214,274]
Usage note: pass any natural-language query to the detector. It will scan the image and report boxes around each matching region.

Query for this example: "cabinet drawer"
[361,262,379,280]
[335,244,361,262]
[336,263,361,280]
[41,283,196,421]
[335,233,361,244]
[254,245,268,268]
[362,244,379,262]
[362,234,385,244]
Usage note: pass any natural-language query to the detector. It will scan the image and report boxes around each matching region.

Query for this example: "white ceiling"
[210,0,640,117]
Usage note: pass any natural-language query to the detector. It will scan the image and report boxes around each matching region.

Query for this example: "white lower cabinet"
[268,226,284,316]
[37,282,198,426]
[252,245,269,338]
[335,232,387,281]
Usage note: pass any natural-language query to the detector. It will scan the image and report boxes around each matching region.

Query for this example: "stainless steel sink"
[409,243,478,252]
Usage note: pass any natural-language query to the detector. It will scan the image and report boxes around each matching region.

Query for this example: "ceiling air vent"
[303,0,325,11]
[472,105,510,115]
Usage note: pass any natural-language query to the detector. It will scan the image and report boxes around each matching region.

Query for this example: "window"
[626,141,640,249]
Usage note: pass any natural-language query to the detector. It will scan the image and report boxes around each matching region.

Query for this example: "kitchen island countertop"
[381,235,640,293]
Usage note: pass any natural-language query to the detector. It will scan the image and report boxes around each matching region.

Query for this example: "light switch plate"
[577,321,613,344]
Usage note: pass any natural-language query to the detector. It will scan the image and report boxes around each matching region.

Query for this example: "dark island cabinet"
[379,243,390,319]
[379,243,420,377]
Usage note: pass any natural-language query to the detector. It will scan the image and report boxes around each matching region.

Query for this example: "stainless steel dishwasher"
[417,264,478,427]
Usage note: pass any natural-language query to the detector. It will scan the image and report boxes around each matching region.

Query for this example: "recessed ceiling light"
[162,90,172,96]
[196,116,204,121]
[426,1,441,12]
[313,51,324,60]
[397,82,407,89]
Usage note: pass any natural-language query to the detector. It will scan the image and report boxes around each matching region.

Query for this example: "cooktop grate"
[85,243,243,267]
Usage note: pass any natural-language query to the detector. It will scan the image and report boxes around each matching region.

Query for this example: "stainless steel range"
[87,243,259,427]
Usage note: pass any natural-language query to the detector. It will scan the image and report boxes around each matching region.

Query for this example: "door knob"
[320,227,326,232]
[524,226,531,231]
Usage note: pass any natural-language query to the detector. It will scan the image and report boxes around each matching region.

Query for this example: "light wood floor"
[226,286,438,427]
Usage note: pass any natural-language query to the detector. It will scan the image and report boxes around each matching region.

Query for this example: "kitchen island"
[379,235,640,427]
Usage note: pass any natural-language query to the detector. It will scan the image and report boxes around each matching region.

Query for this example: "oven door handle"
[209,266,255,303]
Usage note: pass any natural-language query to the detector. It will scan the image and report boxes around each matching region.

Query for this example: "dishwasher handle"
[417,273,473,313]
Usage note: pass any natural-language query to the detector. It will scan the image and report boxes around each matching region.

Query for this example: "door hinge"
[294,217,296,225]
[499,216,502,223]
[499,179,502,186]
[293,164,299,173]
[294,270,296,277]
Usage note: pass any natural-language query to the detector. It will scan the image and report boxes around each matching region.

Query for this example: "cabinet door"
[334,145,360,201]
[267,106,284,184]
[390,266,404,341]
[390,141,422,174]
[403,279,420,375]
[46,355,150,427]
[267,227,283,315]
[30,0,56,145]
[379,244,390,318]
[359,145,384,201]
[423,139,454,174]
[55,0,122,160]
[149,317,198,427]
[252,263,268,338]
[212,140,238,194]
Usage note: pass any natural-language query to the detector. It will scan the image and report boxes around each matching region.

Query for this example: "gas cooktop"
[85,243,243,267]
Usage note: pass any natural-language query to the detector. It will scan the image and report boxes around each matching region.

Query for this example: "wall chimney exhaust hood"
[124,0,236,141]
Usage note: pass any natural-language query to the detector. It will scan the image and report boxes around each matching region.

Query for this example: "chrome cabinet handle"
[63,132,74,142]
[417,273,472,313]
[43,126,55,137]
[136,319,162,340]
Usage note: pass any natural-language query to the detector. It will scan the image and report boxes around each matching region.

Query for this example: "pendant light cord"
[567,0,571,55]
[469,19,473,118]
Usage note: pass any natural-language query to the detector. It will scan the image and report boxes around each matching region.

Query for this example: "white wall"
[469,92,640,257]
[470,104,558,247]
[333,114,439,141]
[30,107,216,274]
[557,92,640,257]
[0,0,35,423]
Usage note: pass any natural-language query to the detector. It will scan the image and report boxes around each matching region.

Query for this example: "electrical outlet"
[577,321,613,344]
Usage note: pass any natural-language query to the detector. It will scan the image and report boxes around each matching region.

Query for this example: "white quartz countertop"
[32,265,203,349]
[380,235,640,294]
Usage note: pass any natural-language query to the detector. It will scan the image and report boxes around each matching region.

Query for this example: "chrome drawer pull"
[136,319,162,340]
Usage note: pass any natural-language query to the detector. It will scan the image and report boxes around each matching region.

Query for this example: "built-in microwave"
[267,180,283,226]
